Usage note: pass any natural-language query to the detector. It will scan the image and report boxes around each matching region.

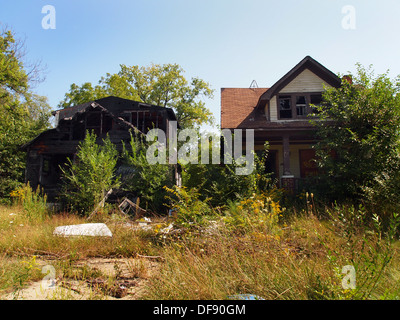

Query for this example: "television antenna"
[249,80,258,89]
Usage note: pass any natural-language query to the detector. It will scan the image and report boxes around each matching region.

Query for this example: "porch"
[254,129,318,192]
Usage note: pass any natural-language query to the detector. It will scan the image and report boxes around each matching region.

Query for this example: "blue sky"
[1,0,400,129]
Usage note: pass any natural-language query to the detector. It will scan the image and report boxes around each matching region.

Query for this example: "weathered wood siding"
[279,69,331,93]
[267,68,332,121]
[269,96,278,121]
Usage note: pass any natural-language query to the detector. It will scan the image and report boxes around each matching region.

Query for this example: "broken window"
[296,95,307,116]
[102,114,113,133]
[42,158,50,175]
[86,112,102,136]
[279,95,292,119]
[72,118,85,140]
[310,94,323,114]
[278,93,324,119]
[84,111,113,137]
[131,111,151,133]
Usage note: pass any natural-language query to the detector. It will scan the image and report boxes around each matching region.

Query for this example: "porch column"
[281,134,295,192]
[282,134,291,175]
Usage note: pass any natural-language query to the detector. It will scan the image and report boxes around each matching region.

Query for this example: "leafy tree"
[58,63,214,128]
[311,64,400,210]
[58,82,105,107]
[0,30,28,98]
[0,28,51,201]
[59,131,120,215]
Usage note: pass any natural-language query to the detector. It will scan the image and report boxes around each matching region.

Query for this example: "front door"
[299,149,318,178]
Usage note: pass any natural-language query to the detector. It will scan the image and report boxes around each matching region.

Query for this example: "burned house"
[22,96,179,199]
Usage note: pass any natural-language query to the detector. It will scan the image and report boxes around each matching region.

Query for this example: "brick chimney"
[342,75,353,84]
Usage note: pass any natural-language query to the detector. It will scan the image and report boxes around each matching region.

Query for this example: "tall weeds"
[10,183,48,222]
[143,193,400,300]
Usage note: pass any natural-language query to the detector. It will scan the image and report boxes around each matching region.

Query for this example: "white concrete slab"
[53,223,113,237]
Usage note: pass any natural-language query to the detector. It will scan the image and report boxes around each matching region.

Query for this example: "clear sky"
[1,0,400,129]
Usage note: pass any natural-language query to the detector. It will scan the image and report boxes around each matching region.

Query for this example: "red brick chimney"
[342,75,353,84]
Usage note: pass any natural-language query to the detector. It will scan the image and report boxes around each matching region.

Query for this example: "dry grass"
[1,203,400,300]
[143,212,400,300]
[0,205,156,259]
[0,204,160,298]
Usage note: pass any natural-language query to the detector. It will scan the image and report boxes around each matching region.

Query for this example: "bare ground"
[2,257,160,300]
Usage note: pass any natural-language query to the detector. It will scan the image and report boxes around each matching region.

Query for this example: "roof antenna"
[249,80,258,90]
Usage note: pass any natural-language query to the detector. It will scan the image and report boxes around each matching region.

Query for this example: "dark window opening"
[258,150,278,181]
[86,112,101,126]
[145,111,158,131]
[42,159,50,175]
[278,93,324,119]
[102,114,113,134]
[72,120,85,140]
[85,112,101,136]
[84,112,114,137]
[131,111,151,133]
[279,96,292,119]
[310,94,323,114]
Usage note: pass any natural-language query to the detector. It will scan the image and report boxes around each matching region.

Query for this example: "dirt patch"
[2,257,160,300]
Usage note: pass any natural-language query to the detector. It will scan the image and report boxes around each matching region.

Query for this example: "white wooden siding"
[279,69,331,93]
[269,96,278,121]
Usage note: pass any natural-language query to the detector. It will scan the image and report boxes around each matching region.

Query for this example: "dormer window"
[296,95,307,116]
[279,95,292,119]
[278,93,322,119]
[310,94,323,113]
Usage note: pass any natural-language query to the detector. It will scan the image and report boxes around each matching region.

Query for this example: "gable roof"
[21,101,139,151]
[20,128,58,151]
[220,88,315,130]
[220,56,342,129]
[221,88,268,129]
[255,56,341,109]
[52,96,178,123]
[61,101,139,131]
[23,96,180,151]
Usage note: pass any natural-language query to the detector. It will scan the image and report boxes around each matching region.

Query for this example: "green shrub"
[164,186,213,228]
[122,132,175,213]
[59,131,120,215]
[182,142,272,207]
[223,190,283,234]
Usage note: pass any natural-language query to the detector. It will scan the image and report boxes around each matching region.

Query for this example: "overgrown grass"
[0,203,158,298]
[0,204,157,259]
[143,211,400,300]
[1,188,400,300]
[142,190,400,300]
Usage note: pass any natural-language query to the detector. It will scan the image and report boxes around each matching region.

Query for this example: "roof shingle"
[221,88,268,129]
